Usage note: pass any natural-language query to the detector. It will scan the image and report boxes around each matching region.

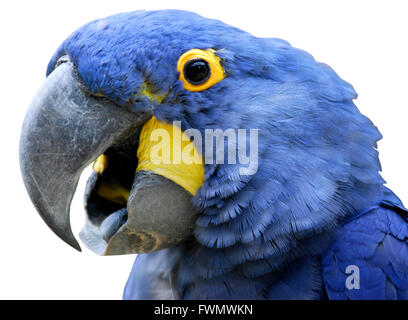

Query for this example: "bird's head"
[20,10,383,258]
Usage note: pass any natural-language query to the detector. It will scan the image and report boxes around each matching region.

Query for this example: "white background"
[0,0,407,299]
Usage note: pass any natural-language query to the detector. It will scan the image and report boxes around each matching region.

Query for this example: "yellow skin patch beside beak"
[136,116,204,196]
[137,82,167,104]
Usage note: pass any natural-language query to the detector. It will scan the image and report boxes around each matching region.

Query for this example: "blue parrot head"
[20,10,384,260]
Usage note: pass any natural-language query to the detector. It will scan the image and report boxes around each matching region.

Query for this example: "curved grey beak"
[19,62,150,251]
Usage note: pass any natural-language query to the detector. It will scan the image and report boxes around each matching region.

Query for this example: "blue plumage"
[322,190,408,299]
[47,10,408,299]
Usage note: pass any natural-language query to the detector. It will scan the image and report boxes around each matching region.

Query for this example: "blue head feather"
[48,10,386,298]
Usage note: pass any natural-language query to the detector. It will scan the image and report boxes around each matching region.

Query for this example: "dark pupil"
[184,59,211,85]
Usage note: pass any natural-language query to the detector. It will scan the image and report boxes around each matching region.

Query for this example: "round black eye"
[183,59,211,85]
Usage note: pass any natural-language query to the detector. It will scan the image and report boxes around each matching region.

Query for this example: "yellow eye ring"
[177,49,225,92]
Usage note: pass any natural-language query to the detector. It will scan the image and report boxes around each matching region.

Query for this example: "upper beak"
[19,61,150,251]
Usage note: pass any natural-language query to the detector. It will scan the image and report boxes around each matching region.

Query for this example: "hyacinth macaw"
[20,10,408,300]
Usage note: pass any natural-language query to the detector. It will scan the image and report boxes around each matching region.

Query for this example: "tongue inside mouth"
[100,208,128,242]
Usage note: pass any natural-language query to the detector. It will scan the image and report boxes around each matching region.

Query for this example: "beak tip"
[53,228,82,252]
[69,240,82,252]
[42,217,82,252]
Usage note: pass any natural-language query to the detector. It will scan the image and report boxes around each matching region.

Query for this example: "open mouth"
[78,116,207,256]
[80,128,143,255]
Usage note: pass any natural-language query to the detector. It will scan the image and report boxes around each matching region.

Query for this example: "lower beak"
[19,61,150,251]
